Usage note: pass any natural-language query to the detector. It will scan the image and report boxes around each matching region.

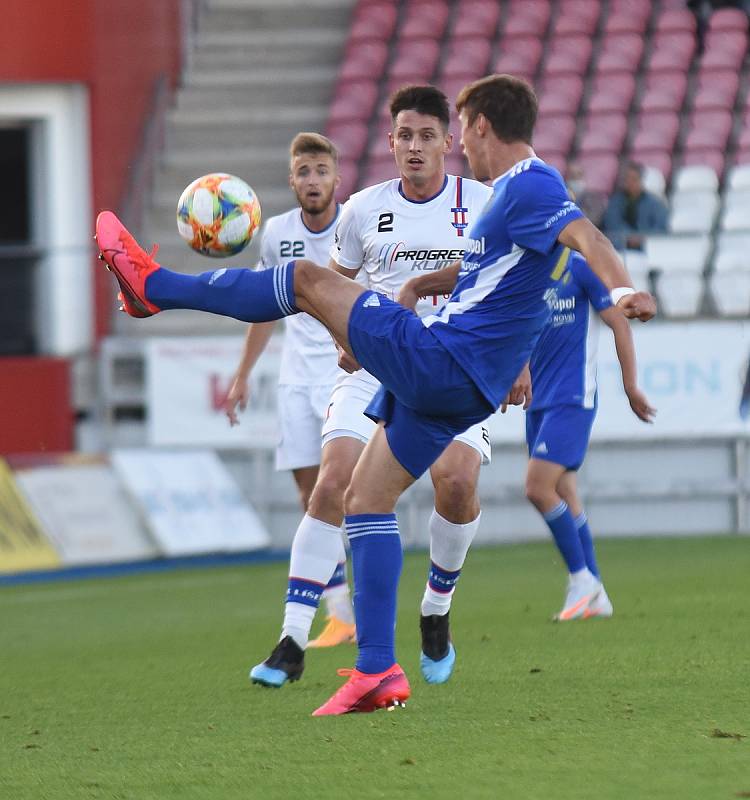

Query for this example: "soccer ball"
[176,173,262,257]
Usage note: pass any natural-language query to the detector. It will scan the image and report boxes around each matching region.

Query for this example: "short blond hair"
[290,132,339,165]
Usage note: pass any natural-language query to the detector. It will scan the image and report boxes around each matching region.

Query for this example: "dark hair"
[455,74,538,143]
[625,160,644,177]
[389,85,450,129]
[290,132,339,165]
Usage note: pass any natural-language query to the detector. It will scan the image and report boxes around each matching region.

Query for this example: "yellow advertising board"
[0,459,59,573]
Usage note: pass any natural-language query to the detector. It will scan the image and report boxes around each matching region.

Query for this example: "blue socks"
[543,501,586,574]
[575,512,600,579]
[345,513,403,675]
[146,261,298,322]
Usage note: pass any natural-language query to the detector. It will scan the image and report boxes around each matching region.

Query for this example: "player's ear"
[387,131,395,153]
[475,113,488,136]
[288,172,294,190]
[444,131,454,153]
[334,169,341,188]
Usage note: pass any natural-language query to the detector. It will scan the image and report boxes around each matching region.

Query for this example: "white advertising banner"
[14,462,158,565]
[146,336,281,448]
[111,449,270,555]
[487,319,750,443]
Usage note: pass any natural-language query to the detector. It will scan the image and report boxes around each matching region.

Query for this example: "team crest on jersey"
[450,175,468,237]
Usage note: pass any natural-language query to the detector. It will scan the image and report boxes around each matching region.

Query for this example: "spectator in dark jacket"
[602,161,668,252]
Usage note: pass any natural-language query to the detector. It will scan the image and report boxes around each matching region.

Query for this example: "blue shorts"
[348,291,493,478]
[525,404,597,471]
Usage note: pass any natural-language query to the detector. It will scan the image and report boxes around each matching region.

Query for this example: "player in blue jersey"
[524,252,655,622]
[95,74,656,716]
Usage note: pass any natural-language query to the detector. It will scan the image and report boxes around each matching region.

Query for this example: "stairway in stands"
[117,0,355,336]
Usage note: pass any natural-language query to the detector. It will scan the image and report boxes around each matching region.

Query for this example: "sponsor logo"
[544,200,577,230]
[363,293,381,308]
[209,268,227,284]
[535,442,548,454]
[465,236,486,256]
[377,242,464,272]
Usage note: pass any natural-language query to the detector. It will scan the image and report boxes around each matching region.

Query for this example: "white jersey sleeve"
[330,200,364,271]
[256,223,276,269]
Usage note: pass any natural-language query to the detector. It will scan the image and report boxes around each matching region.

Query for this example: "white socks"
[420,509,481,617]
[282,514,345,648]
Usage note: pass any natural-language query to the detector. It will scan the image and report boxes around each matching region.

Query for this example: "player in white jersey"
[224,133,356,646]
[249,85,499,689]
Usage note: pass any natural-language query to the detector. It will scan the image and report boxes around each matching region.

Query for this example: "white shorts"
[321,370,491,464]
[275,383,335,471]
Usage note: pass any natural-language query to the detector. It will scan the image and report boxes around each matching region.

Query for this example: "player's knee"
[434,471,479,517]
[307,470,348,519]
[525,475,551,510]
[291,258,318,294]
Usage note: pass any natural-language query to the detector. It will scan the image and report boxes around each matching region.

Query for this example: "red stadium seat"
[492,36,543,78]
[362,155,398,187]
[691,70,739,111]
[708,7,749,32]
[349,3,398,43]
[579,154,619,194]
[543,152,568,175]
[336,159,359,201]
[452,0,501,39]
[639,71,688,113]
[647,33,696,73]
[533,114,577,157]
[537,75,584,116]
[328,80,379,124]
[700,30,748,72]
[439,37,491,80]
[629,149,673,182]
[553,0,601,36]
[631,111,681,152]
[445,152,467,177]
[654,8,697,34]
[325,121,369,161]
[503,1,551,38]
[389,38,440,80]
[680,149,726,180]
[684,110,733,151]
[542,35,593,76]
[578,113,628,155]
[603,0,652,35]
[735,147,750,166]
[737,126,750,150]
[596,33,644,73]
[587,73,635,114]
[339,41,388,82]
[400,0,450,41]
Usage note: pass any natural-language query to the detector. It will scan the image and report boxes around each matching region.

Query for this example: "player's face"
[459,109,489,182]
[290,153,339,215]
[389,110,451,187]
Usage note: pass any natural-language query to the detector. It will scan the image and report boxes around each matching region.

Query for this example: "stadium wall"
[0,0,183,341]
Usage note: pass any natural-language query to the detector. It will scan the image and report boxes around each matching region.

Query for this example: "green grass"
[1,536,748,800]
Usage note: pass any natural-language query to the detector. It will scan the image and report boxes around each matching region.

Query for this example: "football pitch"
[1,536,748,800]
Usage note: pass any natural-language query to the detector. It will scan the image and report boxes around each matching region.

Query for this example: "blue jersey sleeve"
[505,162,584,254]
[570,254,613,312]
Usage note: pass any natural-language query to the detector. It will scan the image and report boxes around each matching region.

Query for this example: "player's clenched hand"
[500,363,532,413]
[618,291,657,322]
[337,345,361,373]
[224,377,249,427]
[396,281,420,311]
[626,386,656,423]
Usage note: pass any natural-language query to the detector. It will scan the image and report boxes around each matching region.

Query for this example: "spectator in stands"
[602,161,668,252]
[566,161,607,229]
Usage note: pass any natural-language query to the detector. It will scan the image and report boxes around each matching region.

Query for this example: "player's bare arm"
[225,321,276,426]
[558,217,656,322]
[397,261,461,310]
[599,306,656,423]
[329,257,363,372]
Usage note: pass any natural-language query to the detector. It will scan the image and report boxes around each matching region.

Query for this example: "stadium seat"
[709,244,750,316]
[643,165,666,197]
[654,8,697,34]
[543,153,567,176]
[647,33,696,73]
[493,36,544,78]
[653,271,705,317]
[328,80,379,123]
[339,41,388,82]
[680,149,726,181]
[542,35,593,76]
[400,0,450,41]
[578,113,628,155]
[684,110,733,151]
[445,152,467,177]
[503,1,551,38]
[673,165,719,193]
[325,121,369,161]
[639,72,688,113]
[439,37,491,80]
[645,234,711,273]
[579,154,619,194]
[587,73,635,114]
[553,0,601,36]
[537,74,584,116]
[349,2,398,42]
[361,155,398,187]
[533,114,577,158]
[389,38,440,80]
[631,112,680,152]
[727,164,750,191]
[452,0,501,39]
[691,79,739,113]
[603,5,650,36]
[720,193,750,231]
[708,7,749,32]
[595,33,644,73]
[700,30,748,72]
[669,191,719,234]
[630,150,673,184]
[336,159,359,201]
[716,230,750,255]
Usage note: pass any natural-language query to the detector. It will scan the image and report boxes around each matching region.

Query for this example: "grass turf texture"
[1,536,748,800]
